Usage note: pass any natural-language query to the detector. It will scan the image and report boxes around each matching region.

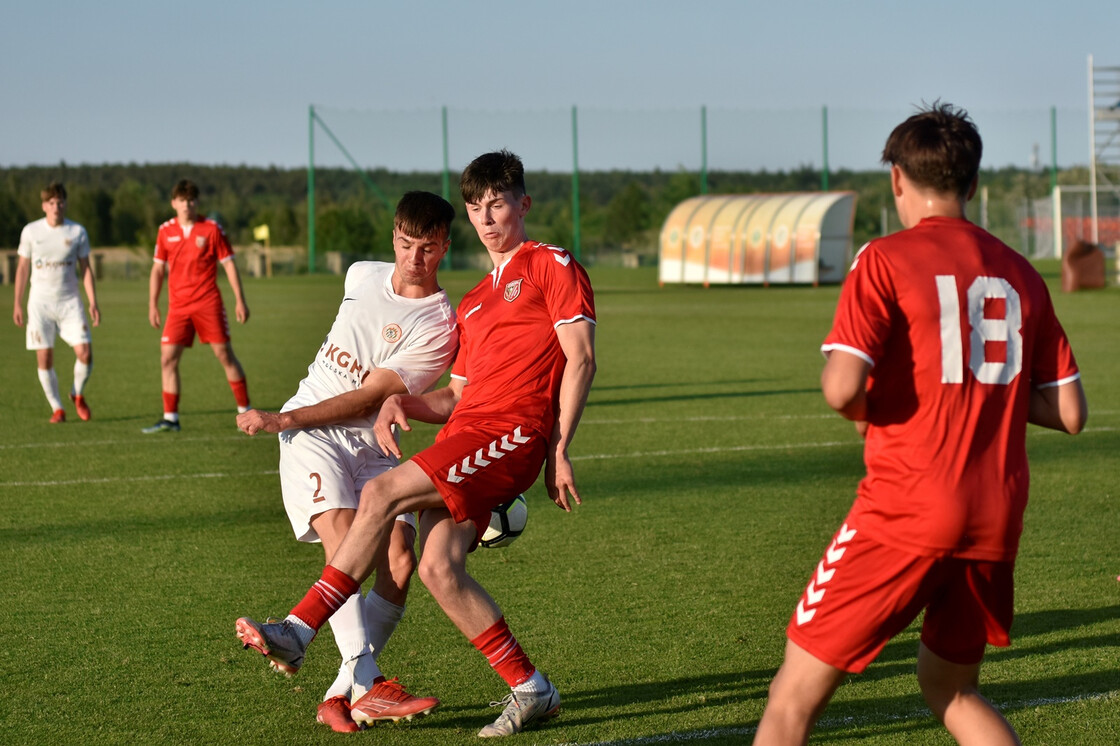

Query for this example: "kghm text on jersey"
[318,340,372,385]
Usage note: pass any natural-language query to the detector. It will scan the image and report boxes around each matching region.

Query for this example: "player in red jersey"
[144,179,251,433]
[236,150,596,737]
[754,103,1088,746]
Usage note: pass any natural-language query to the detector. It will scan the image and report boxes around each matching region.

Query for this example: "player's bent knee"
[356,485,400,524]
[416,553,462,596]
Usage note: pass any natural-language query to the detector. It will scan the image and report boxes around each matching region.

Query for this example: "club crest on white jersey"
[382,323,403,343]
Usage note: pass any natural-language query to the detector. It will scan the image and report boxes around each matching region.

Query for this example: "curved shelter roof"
[659,192,857,285]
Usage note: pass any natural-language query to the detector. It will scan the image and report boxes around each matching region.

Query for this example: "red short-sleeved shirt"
[154,217,234,309]
[443,241,596,440]
[822,217,1079,561]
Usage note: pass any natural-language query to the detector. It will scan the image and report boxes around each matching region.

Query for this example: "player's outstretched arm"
[12,256,30,327]
[373,381,462,459]
[236,368,409,435]
[221,258,250,323]
[821,349,870,423]
[78,256,100,327]
[546,320,597,512]
[1028,378,1088,434]
[148,262,166,329]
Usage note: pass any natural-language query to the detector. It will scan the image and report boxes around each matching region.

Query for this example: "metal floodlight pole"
[308,104,316,273]
[1088,54,1099,245]
[571,105,581,261]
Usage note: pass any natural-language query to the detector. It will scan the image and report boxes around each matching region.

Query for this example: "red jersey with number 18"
[822,217,1079,562]
[444,241,595,439]
[154,216,234,309]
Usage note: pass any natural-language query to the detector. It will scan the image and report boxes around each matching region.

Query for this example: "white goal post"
[1028,185,1120,259]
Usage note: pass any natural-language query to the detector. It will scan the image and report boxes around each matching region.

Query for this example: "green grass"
[0,264,1117,745]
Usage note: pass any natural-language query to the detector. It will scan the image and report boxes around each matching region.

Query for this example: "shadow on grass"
[591,378,771,392]
[421,670,773,735]
[592,387,820,408]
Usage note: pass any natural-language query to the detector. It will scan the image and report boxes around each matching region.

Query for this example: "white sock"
[38,368,63,411]
[364,589,405,661]
[324,594,381,701]
[329,594,370,660]
[164,412,179,423]
[72,360,92,396]
[513,670,548,694]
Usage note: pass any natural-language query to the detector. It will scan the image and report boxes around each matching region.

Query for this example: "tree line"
[1,162,1069,266]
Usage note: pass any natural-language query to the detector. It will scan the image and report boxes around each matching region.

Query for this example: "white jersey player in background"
[236,191,458,732]
[12,182,100,423]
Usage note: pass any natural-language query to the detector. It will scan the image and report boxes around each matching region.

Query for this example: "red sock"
[290,565,360,630]
[162,392,179,415]
[470,617,535,687]
[229,378,250,408]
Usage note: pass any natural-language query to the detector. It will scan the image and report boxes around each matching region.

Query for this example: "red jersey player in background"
[753,102,1088,746]
[144,179,251,433]
[236,150,596,737]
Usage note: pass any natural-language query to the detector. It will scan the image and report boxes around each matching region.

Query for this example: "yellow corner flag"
[253,224,270,242]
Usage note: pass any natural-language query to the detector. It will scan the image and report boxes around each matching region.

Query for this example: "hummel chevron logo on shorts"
[796,523,856,626]
[446,426,531,484]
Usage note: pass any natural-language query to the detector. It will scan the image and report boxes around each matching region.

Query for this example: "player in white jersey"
[235,192,458,732]
[12,183,100,423]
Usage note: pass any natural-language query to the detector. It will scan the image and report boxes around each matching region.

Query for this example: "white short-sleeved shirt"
[18,218,91,303]
[282,261,459,449]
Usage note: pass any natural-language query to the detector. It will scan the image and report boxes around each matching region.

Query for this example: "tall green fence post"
[441,106,451,269]
[1050,105,1058,191]
[441,106,450,202]
[308,104,316,273]
[701,105,708,195]
[821,105,829,191]
[571,105,581,261]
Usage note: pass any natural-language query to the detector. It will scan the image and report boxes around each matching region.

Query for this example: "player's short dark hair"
[881,101,982,198]
[41,182,67,202]
[171,179,200,201]
[459,149,526,204]
[395,191,455,240]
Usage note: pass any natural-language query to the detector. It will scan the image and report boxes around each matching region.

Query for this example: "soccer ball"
[479,495,528,548]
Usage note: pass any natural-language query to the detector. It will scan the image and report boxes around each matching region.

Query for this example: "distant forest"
[0,162,1074,266]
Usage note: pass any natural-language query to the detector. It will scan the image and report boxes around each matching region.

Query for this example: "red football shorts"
[786,521,1014,673]
[411,422,547,541]
[161,300,230,346]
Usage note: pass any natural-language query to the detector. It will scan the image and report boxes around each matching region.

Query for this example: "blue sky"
[3,0,1117,172]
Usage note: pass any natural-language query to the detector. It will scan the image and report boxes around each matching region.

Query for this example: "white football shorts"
[278,424,415,543]
[25,294,91,350]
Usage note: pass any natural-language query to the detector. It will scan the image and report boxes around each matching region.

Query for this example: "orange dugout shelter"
[659,192,858,286]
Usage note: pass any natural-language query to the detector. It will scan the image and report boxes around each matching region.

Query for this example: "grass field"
[0,264,1117,745]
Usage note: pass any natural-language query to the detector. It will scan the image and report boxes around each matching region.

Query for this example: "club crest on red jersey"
[195,236,206,248]
[382,323,403,343]
[504,279,523,302]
